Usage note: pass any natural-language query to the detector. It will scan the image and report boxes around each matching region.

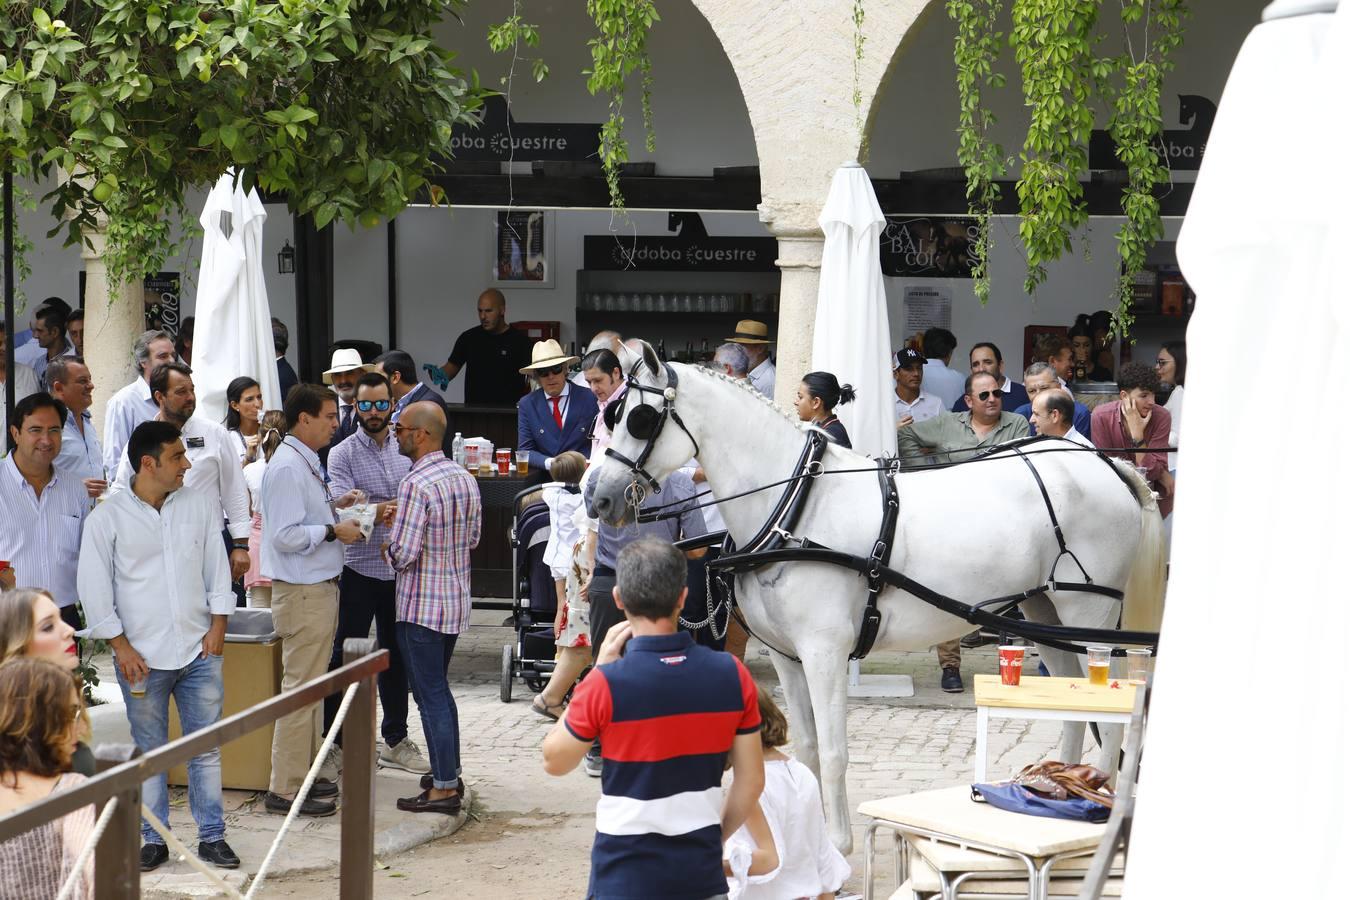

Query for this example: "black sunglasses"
[356,399,391,412]
[975,388,1005,401]
[536,365,567,377]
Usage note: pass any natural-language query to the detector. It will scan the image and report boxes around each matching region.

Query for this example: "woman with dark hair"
[243,411,288,607]
[1087,310,1116,381]
[1156,340,1186,472]
[794,372,856,448]
[0,657,96,898]
[1068,321,1095,382]
[223,376,263,464]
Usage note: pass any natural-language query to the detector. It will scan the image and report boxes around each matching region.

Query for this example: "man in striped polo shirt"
[543,538,765,900]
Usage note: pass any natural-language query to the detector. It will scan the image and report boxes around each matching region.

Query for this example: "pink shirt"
[1089,400,1173,517]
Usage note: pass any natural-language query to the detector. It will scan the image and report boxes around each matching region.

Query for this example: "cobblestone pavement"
[95,609,1076,897]
[273,610,1069,897]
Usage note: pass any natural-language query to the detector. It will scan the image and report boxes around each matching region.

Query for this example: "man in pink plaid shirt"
[382,401,481,815]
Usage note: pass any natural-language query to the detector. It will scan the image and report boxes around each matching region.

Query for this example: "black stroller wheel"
[500,644,514,703]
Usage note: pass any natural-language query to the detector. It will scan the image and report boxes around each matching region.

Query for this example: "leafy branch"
[947,0,1007,304]
[583,0,659,212]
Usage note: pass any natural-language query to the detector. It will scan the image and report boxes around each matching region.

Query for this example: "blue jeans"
[395,623,460,790]
[118,653,225,844]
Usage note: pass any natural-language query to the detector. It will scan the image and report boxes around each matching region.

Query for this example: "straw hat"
[519,339,579,374]
[322,348,374,384]
[725,319,773,345]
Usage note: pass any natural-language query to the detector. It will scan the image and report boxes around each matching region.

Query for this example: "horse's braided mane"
[680,363,813,434]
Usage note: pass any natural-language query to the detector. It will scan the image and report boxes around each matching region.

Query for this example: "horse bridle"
[602,359,701,503]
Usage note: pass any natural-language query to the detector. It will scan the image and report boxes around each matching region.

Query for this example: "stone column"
[768,230,825,409]
[81,230,142,441]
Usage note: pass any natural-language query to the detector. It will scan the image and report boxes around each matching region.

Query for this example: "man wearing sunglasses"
[517,339,599,474]
[320,372,424,779]
[897,370,1029,693]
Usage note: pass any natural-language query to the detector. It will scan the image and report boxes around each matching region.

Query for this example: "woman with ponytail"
[794,372,856,448]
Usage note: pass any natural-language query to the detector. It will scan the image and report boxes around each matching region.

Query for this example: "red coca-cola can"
[999,645,1026,686]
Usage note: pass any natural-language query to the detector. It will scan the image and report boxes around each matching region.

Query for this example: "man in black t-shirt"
[434,289,532,406]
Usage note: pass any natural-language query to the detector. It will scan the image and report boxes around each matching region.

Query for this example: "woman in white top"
[531,451,592,721]
[224,376,264,465]
[242,411,286,607]
[1156,341,1185,473]
[724,684,851,899]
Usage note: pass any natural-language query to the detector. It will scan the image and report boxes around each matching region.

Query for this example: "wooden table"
[973,675,1136,782]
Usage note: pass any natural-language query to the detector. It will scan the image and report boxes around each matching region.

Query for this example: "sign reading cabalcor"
[449,96,601,162]
[584,213,779,272]
[880,217,979,278]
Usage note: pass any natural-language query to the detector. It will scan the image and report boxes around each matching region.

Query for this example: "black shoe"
[310,778,339,799]
[959,632,988,649]
[420,774,465,794]
[197,839,240,869]
[140,842,170,872]
[940,667,965,693]
[262,791,337,817]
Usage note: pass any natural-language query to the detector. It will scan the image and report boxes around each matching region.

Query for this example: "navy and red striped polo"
[565,630,761,900]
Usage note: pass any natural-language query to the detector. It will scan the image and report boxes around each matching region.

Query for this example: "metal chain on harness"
[677,563,730,640]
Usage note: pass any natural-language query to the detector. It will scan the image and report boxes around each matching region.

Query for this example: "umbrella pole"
[3,161,15,452]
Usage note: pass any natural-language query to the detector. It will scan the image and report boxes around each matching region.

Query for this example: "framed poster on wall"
[491,210,553,288]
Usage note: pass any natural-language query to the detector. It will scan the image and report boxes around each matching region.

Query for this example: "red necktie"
[550,396,563,429]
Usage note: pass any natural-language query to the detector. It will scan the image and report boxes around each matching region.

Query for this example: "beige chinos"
[267,578,339,795]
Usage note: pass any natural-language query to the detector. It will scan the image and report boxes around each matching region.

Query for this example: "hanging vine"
[1106,0,1188,335]
[948,0,1189,334]
[947,0,1007,305]
[584,0,660,212]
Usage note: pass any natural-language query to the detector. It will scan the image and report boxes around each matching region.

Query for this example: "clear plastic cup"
[1086,645,1112,685]
[515,451,529,476]
[128,674,148,698]
[1126,648,1151,685]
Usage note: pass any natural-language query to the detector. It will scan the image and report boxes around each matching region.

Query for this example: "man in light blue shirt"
[77,420,239,872]
[47,356,106,498]
[0,393,89,630]
[102,329,177,474]
[260,383,364,817]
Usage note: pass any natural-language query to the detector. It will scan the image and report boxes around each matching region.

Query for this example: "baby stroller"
[500,483,579,702]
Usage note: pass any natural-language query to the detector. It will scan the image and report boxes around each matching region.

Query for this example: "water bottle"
[452,432,464,467]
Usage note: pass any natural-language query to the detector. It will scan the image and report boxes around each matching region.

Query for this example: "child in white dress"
[530,451,591,720]
[725,685,852,899]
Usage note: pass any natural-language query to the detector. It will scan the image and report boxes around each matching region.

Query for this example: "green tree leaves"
[1,0,487,287]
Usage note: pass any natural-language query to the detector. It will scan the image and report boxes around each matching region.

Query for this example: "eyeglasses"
[975,389,1005,401]
[356,399,391,412]
[537,365,567,377]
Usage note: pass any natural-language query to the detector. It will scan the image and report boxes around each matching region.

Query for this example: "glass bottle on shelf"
[657,339,667,361]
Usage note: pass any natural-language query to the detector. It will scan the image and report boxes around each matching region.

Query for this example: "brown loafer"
[396,789,461,815]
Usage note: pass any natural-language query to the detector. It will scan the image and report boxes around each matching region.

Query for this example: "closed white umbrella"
[191,173,281,423]
[1127,2,1348,895]
[811,161,896,459]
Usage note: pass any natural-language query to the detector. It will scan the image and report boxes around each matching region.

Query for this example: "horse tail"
[1117,462,1167,633]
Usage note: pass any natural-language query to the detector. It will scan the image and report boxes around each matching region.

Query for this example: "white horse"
[588,343,1167,853]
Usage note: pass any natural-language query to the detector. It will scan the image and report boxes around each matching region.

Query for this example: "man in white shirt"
[260,383,364,817]
[78,420,240,872]
[16,305,76,389]
[102,329,177,474]
[109,363,251,580]
[919,327,966,409]
[1030,389,1093,446]
[0,393,89,630]
[725,320,776,398]
[892,348,944,427]
[0,320,40,438]
[48,356,106,497]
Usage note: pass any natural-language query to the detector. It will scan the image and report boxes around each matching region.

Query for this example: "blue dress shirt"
[55,409,104,482]
[260,436,344,584]
[102,377,159,474]
[0,457,90,608]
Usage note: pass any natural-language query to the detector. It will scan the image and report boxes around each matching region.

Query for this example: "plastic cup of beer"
[998,645,1026,686]
[495,448,511,476]
[515,451,529,476]
[1086,645,1112,685]
[128,674,148,699]
[1126,648,1151,685]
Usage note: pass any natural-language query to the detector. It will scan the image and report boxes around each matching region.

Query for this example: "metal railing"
[0,638,390,898]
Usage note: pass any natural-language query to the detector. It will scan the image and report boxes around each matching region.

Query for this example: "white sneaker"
[379,738,431,774]
[318,744,342,782]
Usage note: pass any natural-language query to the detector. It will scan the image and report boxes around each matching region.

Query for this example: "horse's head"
[588,339,699,526]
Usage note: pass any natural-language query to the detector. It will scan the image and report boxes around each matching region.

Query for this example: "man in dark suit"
[517,340,598,472]
[273,318,299,403]
[951,341,1030,413]
[374,350,457,458]
[320,348,372,466]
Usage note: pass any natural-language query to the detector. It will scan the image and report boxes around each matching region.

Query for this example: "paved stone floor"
[93,609,1079,897]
